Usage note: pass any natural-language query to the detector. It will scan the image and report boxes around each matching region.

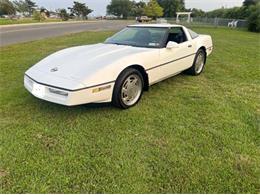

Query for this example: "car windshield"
[105,27,168,48]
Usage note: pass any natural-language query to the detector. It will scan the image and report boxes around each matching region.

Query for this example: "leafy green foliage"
[58,9,69,21]
[130,1,146,17]
[157,0,185,17]
[0,0,16,16]
[32,10,45,21]
[13,0,27,16]
[144,0,163,19]
[205,0,260,20]
[189,8,206,18]
[68,1,92,20]
[12,0,37,16]
[243,0,260,7]
[0,28,259,193]
[25,0,36,15]
[107,0,132,19]
[247,3,260,32]
[206,7,246,19]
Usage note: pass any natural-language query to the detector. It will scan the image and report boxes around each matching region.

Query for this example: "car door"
[149,27,196,84]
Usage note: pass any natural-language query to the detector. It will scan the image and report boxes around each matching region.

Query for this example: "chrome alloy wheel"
[195,52,205,74]
[121,74,142,106]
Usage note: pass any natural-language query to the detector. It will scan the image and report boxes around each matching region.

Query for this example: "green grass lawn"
[0,18,63,25]
[0,27,259,193]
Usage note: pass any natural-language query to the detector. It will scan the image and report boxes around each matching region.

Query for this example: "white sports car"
[24,24,213,109]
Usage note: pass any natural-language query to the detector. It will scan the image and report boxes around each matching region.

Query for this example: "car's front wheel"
[186,49,206,76]
[112,68,144,109]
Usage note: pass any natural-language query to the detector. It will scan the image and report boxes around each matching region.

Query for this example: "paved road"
[0,20,135,47]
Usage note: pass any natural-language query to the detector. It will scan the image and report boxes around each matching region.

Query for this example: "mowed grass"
[0,18,63,25]
[0,27,259,193]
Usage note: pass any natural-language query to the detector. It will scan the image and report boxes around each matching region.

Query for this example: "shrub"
[58,9,69,21]
[32,10,45,21]
[247,4,260,32]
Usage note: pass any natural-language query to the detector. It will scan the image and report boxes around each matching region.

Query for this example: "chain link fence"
[159,17,248,28]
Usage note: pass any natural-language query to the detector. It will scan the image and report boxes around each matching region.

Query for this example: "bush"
[32,11,45,21]
[247,4,260,32]
[58,9,69,21]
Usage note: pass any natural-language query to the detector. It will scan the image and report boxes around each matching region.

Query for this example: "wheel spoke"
[122,87,128,94]
[195,53,205,73]
[121,74,142,106]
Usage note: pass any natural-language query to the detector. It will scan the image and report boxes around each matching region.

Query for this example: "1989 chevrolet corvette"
[24,24,213,109]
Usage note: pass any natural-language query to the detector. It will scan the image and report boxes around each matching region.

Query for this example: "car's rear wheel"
[186,49,206,76]
[112,68,144,109]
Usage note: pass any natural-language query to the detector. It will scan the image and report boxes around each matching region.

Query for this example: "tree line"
[0,0,93,21]
[107,0,185,19]
[106,0,259,32]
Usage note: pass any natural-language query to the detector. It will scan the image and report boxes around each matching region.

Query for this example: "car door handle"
[188,45,193,48]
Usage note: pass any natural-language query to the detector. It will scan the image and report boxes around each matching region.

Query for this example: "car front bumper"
[24,75,114,106]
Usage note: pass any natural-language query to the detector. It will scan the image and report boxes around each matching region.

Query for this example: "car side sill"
[149,71,182,86]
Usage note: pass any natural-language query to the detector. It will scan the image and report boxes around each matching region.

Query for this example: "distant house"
[16,13,25,18]
[1,14,20,19]
[49,11,60,19]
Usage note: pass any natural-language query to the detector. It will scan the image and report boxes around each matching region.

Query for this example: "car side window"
[166,27,187,45]
[188,29,199,39]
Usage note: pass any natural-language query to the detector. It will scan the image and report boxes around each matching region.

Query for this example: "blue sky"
[34,0,244,15]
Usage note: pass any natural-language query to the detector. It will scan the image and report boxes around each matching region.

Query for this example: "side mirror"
[166,41,179,49]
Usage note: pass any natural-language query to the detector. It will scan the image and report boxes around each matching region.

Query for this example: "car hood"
[27,43,151,83]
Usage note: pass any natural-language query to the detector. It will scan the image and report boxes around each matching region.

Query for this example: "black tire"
[186,49,207,76]
[112,68,144,109]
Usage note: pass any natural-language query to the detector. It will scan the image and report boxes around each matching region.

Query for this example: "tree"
[13,0,37,16]
[189,8,206,18]
[25,0,37,16]
[130,1,146,16]
[247,3,260,32]
[224,7,244,19]
[32,10,45,21]
[0,0,16,16]
[206,8,225,18]
[68,1,92,19]
[157,0,185,17]
[107,0,132,19]
[240,0,260,19]
[58,9,69,21]
[243,0,260,7]
[205,0,259,19]
[144,0,163,19]
[13,0,27,16]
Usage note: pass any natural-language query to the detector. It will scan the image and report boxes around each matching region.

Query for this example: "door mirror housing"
[166,41,179,49]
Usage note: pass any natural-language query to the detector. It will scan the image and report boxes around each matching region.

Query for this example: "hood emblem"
[51,67,58,72]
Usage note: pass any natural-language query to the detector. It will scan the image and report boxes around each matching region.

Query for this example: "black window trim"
[164,27,188,47]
